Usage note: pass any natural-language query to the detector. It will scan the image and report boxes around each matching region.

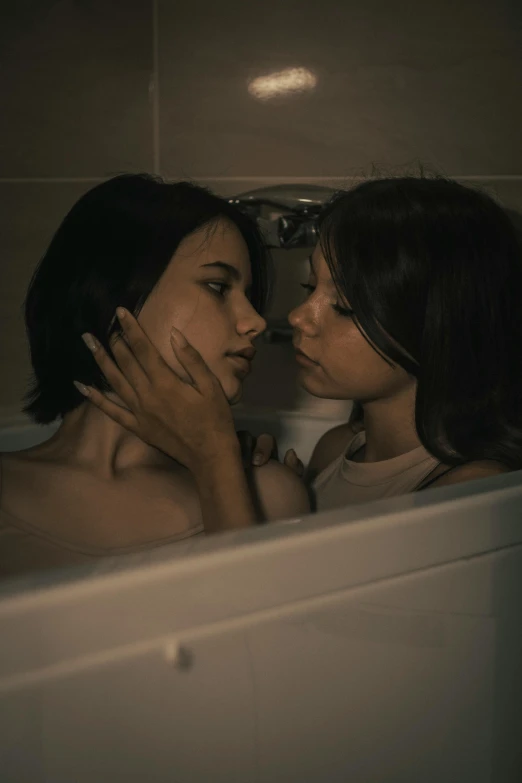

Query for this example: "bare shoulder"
[306,422,356,484]
[0,450,29,489]
[253,459,311,522]
[428,460,512,489]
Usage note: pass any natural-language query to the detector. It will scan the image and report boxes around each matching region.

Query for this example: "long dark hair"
[22,173,273,424]
[318,177,522,469]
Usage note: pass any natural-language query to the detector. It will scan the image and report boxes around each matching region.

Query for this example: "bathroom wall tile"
[0,183,96,418]
[159,0,522,179]
[0,1,154,177]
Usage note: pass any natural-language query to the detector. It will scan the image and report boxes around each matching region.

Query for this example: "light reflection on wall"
[248,67,317,101]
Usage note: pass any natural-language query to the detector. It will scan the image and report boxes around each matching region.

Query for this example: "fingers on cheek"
[109,333,127,352]
[120,332,131,347]
[168,354,192,383]
[107,336,132,367]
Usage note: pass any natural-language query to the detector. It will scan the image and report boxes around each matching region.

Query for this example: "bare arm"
[192,446,259,532]
[191,450,310,531]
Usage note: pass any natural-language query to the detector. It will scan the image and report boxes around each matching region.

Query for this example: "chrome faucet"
[228,184,336,249]
[229,184,337,342]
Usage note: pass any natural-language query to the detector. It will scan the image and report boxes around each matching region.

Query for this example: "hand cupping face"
[75,308,238,473]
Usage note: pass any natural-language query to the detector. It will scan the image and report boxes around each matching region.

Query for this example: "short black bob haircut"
[22,173,273,424]
[317,176,522,469]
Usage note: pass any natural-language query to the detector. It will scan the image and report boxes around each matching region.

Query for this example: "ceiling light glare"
[248,67,317,101]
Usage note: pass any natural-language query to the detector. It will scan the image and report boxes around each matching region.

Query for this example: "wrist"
[190,441,257,532]
[190,435,242,477]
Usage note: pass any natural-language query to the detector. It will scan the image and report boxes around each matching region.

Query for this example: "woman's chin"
[297,371,339,399]
[220,376,243,405]
[296,370,322,394]
[228,390,243,406]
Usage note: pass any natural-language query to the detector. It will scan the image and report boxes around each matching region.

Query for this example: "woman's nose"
[253,312,267,337]
[288,301,315,335]
[239,305,267,338]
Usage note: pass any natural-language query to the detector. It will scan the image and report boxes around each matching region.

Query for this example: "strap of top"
[414,465,457,491]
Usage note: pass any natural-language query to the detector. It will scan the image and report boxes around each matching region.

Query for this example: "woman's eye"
[332,303,354,318]
[300,283,352,317]
[207,281,230,296]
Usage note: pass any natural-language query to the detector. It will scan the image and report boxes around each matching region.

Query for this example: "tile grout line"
[172,175,522,182]
[152,0,160,175]
[0,175,522,184]
[0,178,106,184]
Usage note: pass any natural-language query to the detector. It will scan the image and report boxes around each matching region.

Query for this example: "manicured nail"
[171,327,187,347]
[73,380,91,396]
[252,454,263,466]
[81,333,98,352]
[116,307,126,320]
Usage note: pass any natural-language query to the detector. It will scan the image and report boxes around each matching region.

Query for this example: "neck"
[358,389,421,462]
[34,395,174,479]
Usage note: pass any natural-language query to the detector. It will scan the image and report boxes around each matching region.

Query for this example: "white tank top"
[312,430,441,511]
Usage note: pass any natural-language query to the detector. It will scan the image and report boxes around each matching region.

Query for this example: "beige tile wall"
[159,0,522,178]
[1,0,521,423]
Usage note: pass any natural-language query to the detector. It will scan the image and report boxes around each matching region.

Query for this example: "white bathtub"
[0,406,521,781]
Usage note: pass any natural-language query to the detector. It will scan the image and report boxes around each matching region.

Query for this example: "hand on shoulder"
[253,459,311,522]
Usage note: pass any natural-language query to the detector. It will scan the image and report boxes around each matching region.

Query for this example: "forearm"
[193,445,258,533]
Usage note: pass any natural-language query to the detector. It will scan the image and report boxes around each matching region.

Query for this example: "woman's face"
[137,218,266,404]
[288,243,414,403]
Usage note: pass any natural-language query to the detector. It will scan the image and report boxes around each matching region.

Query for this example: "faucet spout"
[229,184,336,248]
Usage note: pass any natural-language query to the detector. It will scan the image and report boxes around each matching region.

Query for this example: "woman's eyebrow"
[200,261,241,280]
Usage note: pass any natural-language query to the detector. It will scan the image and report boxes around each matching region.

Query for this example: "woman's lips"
[294,347,320,366]
[227,354,252,375]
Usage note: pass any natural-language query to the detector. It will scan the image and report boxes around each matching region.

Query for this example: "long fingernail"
[81,333,98,352]
[171,327,187,347]
[73,380,91,396]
